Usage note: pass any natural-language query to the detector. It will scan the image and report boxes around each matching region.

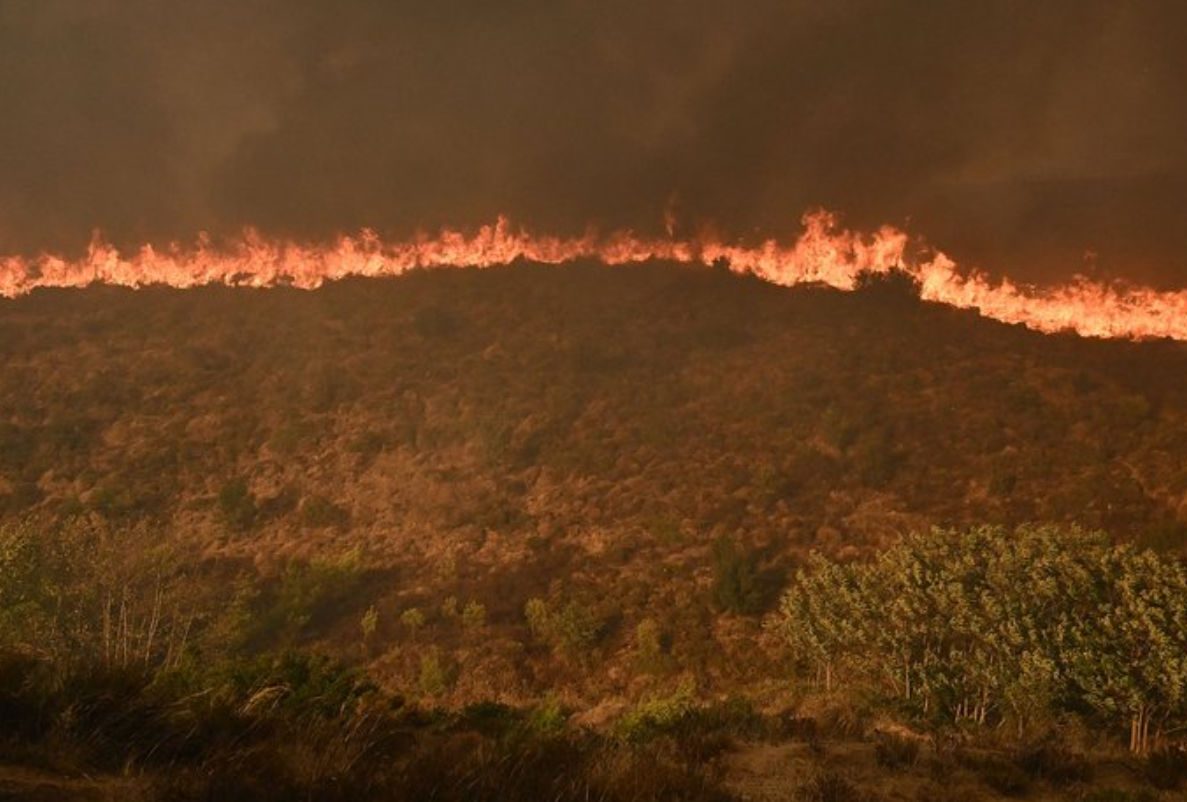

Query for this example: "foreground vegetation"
[3,518,1187,800]
[775,526,1187,754]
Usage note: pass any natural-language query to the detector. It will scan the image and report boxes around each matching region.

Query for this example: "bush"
[418,649,455,697]
[525,697,568,736]
[1144,746,1187,790]
[873,732,920,770]
[461,600,487,631]
[966,755,1030,797]
[795,769,864,802]
[853,267,921,303]
[710,536,765,614]
[299,495,350,529]
[523,597,603,658]
[1012,740,1091,786]
[0,651,56,741]
[360,605,379,641]
[253,550,367,645]
[1081,790,1157,802]
[218,478,257,530]
[401,607,426,637]
[551,601,603,656]
[458,701,522,737]
[633,617,666,674]
[616,680,697,743]
[220,651,376,718]
[525,598,550,639]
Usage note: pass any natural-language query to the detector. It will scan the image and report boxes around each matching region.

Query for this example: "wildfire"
[1,211,1184,341]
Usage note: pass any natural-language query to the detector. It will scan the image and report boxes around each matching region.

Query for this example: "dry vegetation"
[1,262,1187,799]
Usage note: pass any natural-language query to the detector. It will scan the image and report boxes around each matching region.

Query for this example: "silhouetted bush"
[795,769,864,802]
[218,477,258,530]
[1012,740,1092,786]
[298,494,350,529]
[874,732,920,770]
[964,754,1030,797]
[853,267,921,303]
[1144,746,1187,790]
[1081,790,1158,802]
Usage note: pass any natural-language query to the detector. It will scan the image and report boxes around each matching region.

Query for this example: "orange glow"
[2,211,1184,341]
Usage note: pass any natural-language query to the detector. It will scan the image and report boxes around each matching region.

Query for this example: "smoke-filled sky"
[2,0,1185,286]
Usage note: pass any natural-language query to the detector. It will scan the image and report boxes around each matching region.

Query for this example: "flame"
[1,211,1185,341]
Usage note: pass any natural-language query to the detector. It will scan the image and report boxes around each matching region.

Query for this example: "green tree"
[771,524,1187,748]
[1065,547,1187,754]
[769,553,867,692]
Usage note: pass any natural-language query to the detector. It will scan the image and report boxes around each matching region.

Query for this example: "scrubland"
[2,263,1186,799]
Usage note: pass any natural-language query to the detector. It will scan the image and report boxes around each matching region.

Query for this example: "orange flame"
[2,211,1184,341]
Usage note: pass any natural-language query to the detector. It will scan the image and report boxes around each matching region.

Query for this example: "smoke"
[1,0,1185,286]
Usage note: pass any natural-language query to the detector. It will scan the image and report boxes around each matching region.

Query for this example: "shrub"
[524,597,603,658]
[967,755,1029,797]
[696,696,769,741]
[299,495,350,529]
[1144,745,1187,790]
[222,651,375,718]
[524,598,550,639]
[347,430,387,463]
[461,600,487,631]
[616,680,697,743]
[873,732,920,770]
[710,536,765,614]
[795,769,864,802]
[360,605,379,642]
[218,478,257,530]
[401,607,426,637]
[0,651,55,740]
[1012,740,1091,786]
[1081,791,1158,802]
[457,700,521,737]
[253,550,367,645]
[418,649,455,697]
[551,601,602,656]
[526,696,568,736]
[633,617,666,674]
[853,267,921,302]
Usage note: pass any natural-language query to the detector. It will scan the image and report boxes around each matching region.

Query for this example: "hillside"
[2,262,1187,699]
[5,263,1187,800]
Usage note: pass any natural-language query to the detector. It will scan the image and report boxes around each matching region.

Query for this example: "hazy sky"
[1,0,1185,285]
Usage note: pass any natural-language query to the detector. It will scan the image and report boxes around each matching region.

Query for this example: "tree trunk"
[1130,708,1152,754]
